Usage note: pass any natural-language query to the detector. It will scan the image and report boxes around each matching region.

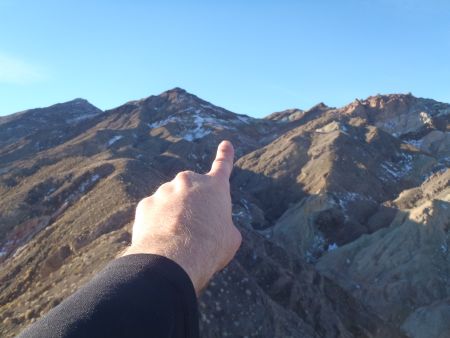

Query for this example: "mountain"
[0,88,448,337]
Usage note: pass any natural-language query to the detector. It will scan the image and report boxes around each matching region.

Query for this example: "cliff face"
[0,88,448,337]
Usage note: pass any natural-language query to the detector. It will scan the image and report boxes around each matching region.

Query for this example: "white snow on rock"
[315,121,349,134]
[147,107,254,141]
[305,233,326,263]
[66,113,101,124]
[107,135,123,146]
[79,174,101,193]
[0,248,7,257]
[419,111,433,126]
[334,192,376,221]
[381,162,400,178]
[336,192,362,220]
[380,153,413,180]
[328,243,338,251]
[183,115,212,141]
[235,115,252,124]
[232,198,253,224]
[148,116,178,129]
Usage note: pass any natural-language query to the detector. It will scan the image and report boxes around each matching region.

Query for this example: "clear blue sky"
[1,0,449,118]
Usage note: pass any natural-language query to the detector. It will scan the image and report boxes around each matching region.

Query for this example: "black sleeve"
[18,254,199,338]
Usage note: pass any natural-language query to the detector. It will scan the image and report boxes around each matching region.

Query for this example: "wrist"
[122,241,211,295]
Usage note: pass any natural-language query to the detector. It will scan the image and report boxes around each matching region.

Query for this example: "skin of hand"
[123,140,242,294]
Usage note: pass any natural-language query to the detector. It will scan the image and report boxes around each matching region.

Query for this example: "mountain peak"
[164,87,187,95]
[155,87,203,107]
[309,102,330,111]
[69,98,90,104]
[160,87,190,99]
[49,98,100,112]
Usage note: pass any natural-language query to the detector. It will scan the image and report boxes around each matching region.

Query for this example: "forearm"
[18,254,199,338]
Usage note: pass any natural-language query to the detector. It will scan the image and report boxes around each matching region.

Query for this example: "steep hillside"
[317,170,450,337]
[0,89,448,337]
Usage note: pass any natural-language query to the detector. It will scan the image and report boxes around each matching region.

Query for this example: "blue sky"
[1,0,449,118]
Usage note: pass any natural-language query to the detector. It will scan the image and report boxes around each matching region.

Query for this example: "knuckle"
[232,226,242,247]
[176,170,193,178]
[175,170,195,183]
[137,197,151,210]
[156,182,172,194]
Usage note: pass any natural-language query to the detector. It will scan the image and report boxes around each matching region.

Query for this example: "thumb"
[208,140,234,180]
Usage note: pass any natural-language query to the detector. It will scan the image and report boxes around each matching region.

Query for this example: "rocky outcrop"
[316,170,450,334]
[235,119,436,255]
[342,93,450,138]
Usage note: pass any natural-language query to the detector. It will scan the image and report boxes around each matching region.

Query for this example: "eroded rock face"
[0,89,449,337]
[342,93,450,137]
[316,170,450,332]
[235,119,436,258]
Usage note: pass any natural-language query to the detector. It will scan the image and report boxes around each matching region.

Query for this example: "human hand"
[123,140,242,294]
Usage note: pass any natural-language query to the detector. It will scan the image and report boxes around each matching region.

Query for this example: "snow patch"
[183,115,211,141]
[66,113,100,124]
[419,111,433,126]
[148,116,178,129]
[335,192,375,221]
[315,121,348,134]
[79,174,101,193]
[381,153,413,180]
[381,162,400,178]
[232,199,252,221]
[235,115,252,124]
[305,233,325,263]
[148,111,223,140]
[107,135,123,146]
[337,192,359,221]
[328,243,338,251]
[147,105,253,141]
[179,107,196,113]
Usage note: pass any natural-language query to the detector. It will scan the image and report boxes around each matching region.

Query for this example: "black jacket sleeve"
[18,254,199,338]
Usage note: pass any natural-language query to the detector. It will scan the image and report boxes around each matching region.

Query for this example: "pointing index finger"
[208,140,234,180]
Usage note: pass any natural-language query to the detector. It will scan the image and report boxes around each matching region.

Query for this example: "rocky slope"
[0,88,448,337]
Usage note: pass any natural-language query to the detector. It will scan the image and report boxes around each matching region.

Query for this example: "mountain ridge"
[0,88,448,337]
